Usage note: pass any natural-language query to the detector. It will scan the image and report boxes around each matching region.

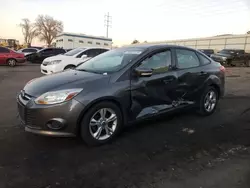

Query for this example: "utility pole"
[104,12,112,38]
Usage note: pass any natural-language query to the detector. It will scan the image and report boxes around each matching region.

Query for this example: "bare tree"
[132,39,139,44]
[19,18,37,45]
[35,15,63,46]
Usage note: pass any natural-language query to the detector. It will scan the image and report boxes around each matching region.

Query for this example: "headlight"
[47,60,62,65]
[222,57,227,61]
[35,88,83,105]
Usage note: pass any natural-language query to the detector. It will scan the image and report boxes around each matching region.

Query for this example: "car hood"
[24,70,109,97]
[211,53,232,58]
[44,54,74,62]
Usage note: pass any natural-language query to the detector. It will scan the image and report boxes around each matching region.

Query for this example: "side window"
[137,50,171,74]
[85,49,99,57]
[197,53,211,65]
[0,47,10,53]
[41,48,53,54]
[176,49,200,69]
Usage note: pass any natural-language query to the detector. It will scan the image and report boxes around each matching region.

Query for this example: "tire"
[80,101,123,146]
[245,60,250,67]
[7,59,17,67]
[197,86,218,116]
[64,65,75,70]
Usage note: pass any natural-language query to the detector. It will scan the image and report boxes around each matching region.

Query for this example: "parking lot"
[0,65,250,188]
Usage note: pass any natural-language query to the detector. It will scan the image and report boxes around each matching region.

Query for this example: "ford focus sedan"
[17,44,225,146]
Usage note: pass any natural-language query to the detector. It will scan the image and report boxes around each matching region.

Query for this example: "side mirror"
[134,67,153,77]
[81,54,87,59]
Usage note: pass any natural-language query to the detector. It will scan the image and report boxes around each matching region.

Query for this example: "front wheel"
[80,102,123,146]
[64,65,75,70]
[197,86,218,116]
[7,59,17,67]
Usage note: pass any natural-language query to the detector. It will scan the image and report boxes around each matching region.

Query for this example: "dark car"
[26,48,66,64]
[0,47,26,67]
[17,45,225,146]
[210,49,250,66]
[198,49,214,57]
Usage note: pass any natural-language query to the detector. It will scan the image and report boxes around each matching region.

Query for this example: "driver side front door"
[130,48,179,120]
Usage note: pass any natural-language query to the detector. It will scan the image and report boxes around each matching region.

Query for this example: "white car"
[18,48,39,56]
[40,47,109,75]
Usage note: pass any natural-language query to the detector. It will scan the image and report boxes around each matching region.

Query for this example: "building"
[56,32,112,49]
[0,38,19,49]
[140,34,250,52]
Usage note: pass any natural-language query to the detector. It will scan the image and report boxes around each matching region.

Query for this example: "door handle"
[198,71,207,75]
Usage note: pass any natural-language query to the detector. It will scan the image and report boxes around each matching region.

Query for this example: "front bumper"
[17,93,85,137]
[40,64,63,75]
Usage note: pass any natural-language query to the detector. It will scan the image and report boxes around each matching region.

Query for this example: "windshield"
[64,48,85,56]
[218,50,236,54]
[76,48,145,74]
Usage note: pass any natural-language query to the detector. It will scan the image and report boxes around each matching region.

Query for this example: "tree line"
[19,15,63,47]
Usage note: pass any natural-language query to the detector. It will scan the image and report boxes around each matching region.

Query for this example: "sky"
[0,0,250,46]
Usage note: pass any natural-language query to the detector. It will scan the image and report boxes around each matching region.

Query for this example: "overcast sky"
[0,0,250,46]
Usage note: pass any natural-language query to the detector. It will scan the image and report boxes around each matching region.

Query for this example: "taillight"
[220,65,226,72]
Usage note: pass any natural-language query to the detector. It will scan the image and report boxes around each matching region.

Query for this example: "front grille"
[211,56,223,62]
[17,102,25,122]
[17,95,41,129]
[26,108,41,129]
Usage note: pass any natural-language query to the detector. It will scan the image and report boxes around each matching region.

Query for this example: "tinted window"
[88,41,92,44]
[197,53,211,65]
[40,48,53,54]
[68,39,73,42]
[176,49,200,69]
[0,47,10,53]
[79,40,84,43]
[66,48,85,56]
[54,48,65,54]
[138,50,171,74]
[22,48,37,52]
[96,42,100,45]
[104,43,109,46]
[85,49,100,57]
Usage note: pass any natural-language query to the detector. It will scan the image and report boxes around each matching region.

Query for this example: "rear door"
[0,47,10,64]
[130,48,179,119]
[174,48,210,101]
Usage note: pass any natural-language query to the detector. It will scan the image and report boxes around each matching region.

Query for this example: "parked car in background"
[40,47,109,75]
[0,47,26,67]
[17,45,225,146]
[211,49,250,66]
[18,48,39,56]
[26,48,66,64]
[198,49,214,57]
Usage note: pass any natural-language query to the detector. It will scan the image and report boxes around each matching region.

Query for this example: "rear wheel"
[80,102,123,146]
[7,59,17,67]
[197,86,218,116]
[64,65,75,70]
[245,59,250,67]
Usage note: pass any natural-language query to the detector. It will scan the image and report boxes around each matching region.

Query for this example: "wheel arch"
[76,97,127,135]
[64,64,76,70]
[6,58,17,63]
[205,75,222,98]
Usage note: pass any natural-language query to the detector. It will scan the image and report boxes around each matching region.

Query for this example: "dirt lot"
[0,65,250,188]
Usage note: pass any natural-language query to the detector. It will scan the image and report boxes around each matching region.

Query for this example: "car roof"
[120,44,197,51]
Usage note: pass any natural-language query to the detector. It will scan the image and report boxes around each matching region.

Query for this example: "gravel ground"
[0,65,250,188]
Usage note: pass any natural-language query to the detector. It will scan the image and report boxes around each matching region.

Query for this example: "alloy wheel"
[8,59,16,67]
[204,90,217,112]
[89,108,118,141]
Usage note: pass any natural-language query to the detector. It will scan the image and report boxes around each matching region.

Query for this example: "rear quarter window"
[197,53,211,65]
